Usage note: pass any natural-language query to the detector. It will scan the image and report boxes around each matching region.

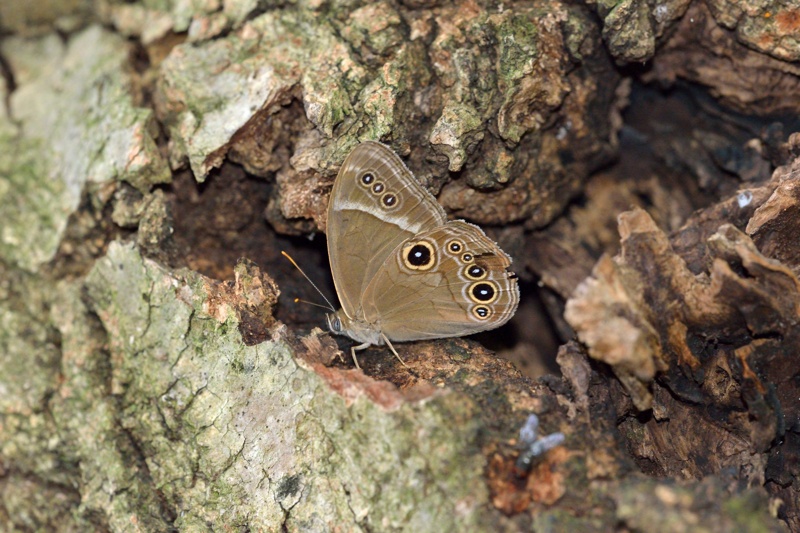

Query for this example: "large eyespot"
[371,182,385,194]
[469,281,498,304]
[381,193,398,209]
[401,241,436,271]
[472,305,491,320]
[461,253,474,263]
[464,264,487,280]
[360,172,375,186]
[447,240,464,254]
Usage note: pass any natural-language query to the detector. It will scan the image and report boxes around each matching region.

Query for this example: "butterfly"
[324,141,520,368]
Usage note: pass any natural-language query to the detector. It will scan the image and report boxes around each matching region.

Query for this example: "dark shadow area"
[166,163,336,330]
[477,278,562,379]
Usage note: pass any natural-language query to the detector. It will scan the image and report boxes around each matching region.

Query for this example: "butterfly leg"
[350,343,370,369]
[381,333,409,368]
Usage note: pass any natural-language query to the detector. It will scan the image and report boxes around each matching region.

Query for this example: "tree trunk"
[0,0,796,530]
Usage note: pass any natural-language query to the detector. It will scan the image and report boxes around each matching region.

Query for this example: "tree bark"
[0,0,796,531]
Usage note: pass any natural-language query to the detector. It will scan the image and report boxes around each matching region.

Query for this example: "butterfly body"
[326,141,520,365]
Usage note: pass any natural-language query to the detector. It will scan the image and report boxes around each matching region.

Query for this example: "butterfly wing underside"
[326,141,447,318]
[361,220,520,341]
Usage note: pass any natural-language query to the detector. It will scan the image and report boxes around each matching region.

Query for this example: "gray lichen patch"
[339,1,404,57]
[99,0,266,44]
[0,0,92,35]
[81,241,495,530]
[0,296,61,417]
[156,9,364,181]
[0,26,169,271]
[47,279,174,531]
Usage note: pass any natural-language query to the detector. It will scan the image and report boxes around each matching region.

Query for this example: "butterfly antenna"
[281,251,336,312]
[293,298,334,310]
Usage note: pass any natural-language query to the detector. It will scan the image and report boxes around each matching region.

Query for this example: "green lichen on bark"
[589,0,657,63]
[151,0,618,229]
[0,0,92,34]
[156,8,367,180]
[77,241,495,530]
[0,272,62,474]
[0,26,169,271]
[614,476,779,533]
[50,280,172,531]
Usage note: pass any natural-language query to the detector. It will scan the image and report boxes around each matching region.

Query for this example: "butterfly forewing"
[327,142,447,318]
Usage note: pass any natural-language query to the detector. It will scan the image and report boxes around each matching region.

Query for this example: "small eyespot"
[465,265,487,280]
[461,253,474,263]
[382,193,398,208]
[360,173,375,186]
[469,281,498,303]
[472,305,491,320]
[401,241,436,271]
[371,182,385,194]
[448,241,463,254]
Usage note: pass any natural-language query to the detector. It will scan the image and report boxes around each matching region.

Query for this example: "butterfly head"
[326,310,383,346]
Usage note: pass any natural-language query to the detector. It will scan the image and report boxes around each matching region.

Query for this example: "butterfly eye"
[448,241,463,253]
[360,173,375,186]
[327,314,342,332]
[461,253,474,263]
[401,241,436,271]
[464,264,487,280]
[371,182,385,194]
[472,305,491,320]
[469,281,498,304]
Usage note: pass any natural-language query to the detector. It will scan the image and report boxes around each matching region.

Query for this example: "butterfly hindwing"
[360,220,520,341]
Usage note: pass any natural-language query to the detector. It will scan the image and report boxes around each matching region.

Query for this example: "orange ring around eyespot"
[468,281,498,304]
[446,240,464,254]
[381,192,399,209]
[401,240,436,271]
[371,181,386,195]
[463,264,487,281]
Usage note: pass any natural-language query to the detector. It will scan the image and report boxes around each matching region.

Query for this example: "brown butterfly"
[325,141,520,367]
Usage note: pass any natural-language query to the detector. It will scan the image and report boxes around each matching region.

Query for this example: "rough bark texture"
[0,0,797,531]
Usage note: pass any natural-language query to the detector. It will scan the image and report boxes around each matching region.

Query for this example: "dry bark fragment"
[646,2,800,115]
[565,159,800,526]
[747,163,800,273]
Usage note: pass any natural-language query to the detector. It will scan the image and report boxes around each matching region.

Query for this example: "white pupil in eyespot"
[408,245,431,266]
